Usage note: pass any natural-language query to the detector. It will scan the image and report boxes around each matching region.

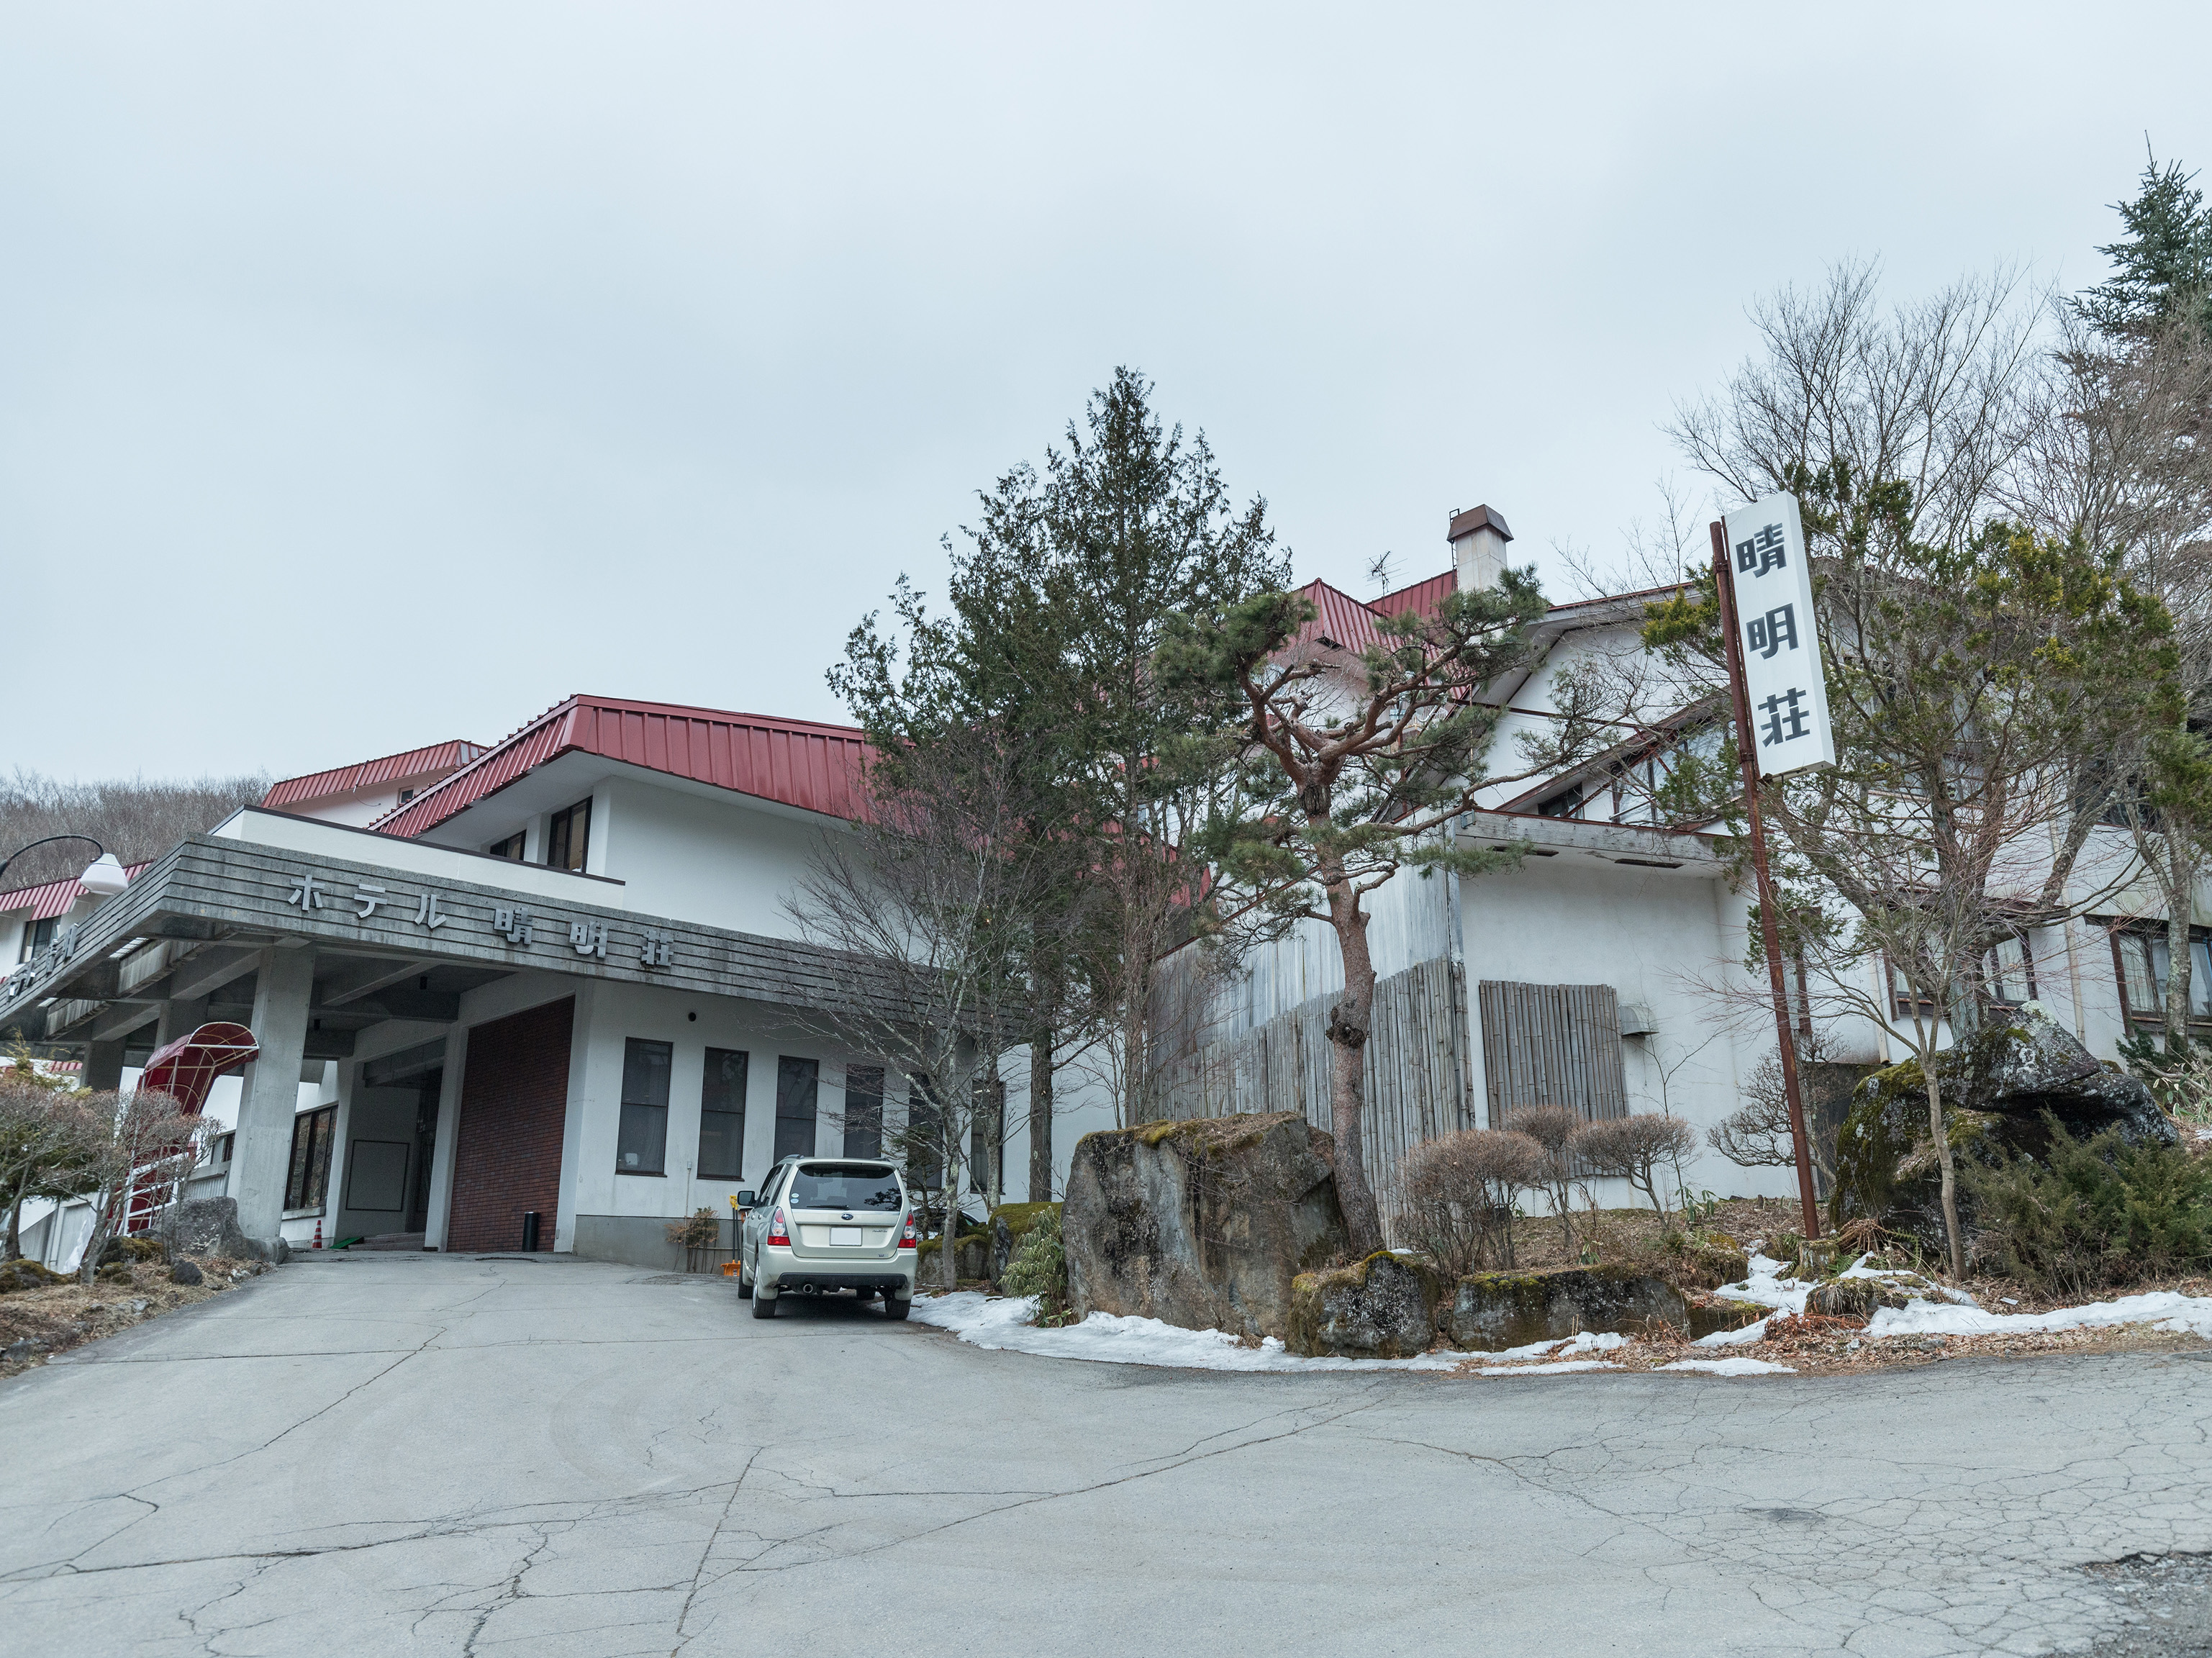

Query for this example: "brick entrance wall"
[446,997,574,1253]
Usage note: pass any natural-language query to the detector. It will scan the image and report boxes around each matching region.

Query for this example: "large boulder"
[152,1197,289,1264]
[1445,1265,1690,1351]
[1287,1252,1441,1358]
[1064,1112,1348,1342]
[1832,1007,2176,1249]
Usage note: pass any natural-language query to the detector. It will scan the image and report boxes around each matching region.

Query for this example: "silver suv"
[737,1157,917,1320]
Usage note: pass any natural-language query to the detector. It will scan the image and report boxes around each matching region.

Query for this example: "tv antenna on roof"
[1366,550,1397,594]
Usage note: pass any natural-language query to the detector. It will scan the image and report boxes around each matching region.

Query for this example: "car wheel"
[751,1290,776,1320]
[883,1296,911,1321]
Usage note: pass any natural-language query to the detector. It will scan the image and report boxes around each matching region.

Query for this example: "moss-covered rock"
[1287,1252,1441,1358]
[1064,1111,1348,1341]
[915,1231,989,1279]
[1685,1296,1768,1340]
[1662,1232,1750,1291]
[96,1234,167,1268]
[1828,1007,2172,1250]
[0,1258,68,1292]
[1446,1264,1690,1351]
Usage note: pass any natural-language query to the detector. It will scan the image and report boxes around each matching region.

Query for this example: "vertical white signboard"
[1723,491,1834,776]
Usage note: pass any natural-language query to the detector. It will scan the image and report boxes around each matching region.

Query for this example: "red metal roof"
[0,862,154,921]
[371,696,872,840]
[1292,579,1391,655]
[1371,570,1456,623]
[262,738,487,810]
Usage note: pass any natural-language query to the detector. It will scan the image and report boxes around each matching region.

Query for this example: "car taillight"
[766,1208,789,1246]
[899,1212,917,1249]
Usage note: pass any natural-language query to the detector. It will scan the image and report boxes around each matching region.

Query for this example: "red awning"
[137,1022,260,1115]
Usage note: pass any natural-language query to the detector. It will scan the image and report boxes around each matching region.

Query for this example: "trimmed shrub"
[1962,1114,2212,1295]
[1397,1129,1546,1275]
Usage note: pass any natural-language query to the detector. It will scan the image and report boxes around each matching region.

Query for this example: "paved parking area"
[3,1251,2209,1656]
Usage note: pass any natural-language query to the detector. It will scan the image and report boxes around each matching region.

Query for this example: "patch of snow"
[1867,1289,2212,1342]
[1713,1253,1811,1315]
[1479,1331,1627,1364]
[1694,1317,1772,1348]
[1660,1356,1796,1376]
[1836,1254,1979,1305]
[907,1292,1464,1372]
[1478,1358,1619,1377]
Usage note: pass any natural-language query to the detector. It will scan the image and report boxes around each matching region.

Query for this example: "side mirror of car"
[734,1190,757,1210]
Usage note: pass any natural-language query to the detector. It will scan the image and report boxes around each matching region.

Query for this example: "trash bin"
[520,1211,540,1252]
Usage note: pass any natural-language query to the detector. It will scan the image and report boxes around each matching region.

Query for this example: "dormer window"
[486,833,525,861]
[546,799,591,873]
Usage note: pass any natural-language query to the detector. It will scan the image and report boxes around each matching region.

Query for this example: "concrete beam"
[86,1001,160,1044]
[156,995,210,1048]
[318,957,439,1008]
[232,946,316,1246]
[168,945,263,1005]
[83,1039,124,1092]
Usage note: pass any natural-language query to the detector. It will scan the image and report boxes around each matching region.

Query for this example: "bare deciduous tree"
[786,728,1076,1290]
[1575,1113,1698,1217]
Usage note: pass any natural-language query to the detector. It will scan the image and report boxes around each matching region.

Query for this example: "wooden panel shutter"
[1476,981,1628,1127]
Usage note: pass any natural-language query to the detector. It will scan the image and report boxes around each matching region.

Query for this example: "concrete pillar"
[83,1039,125,1093]
[156,995,210,1048]
[421,1025,468,1252]
[232,946,316,1245]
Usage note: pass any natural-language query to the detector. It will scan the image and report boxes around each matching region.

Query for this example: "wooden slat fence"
[1475,980,1628,1125]
[1151,956,1473,1241]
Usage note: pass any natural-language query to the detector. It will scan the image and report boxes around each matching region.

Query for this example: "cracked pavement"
[4,1253,2210,1655]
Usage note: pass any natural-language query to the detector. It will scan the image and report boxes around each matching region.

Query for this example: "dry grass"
[1491,1196,1798,1273]
[0,1257,271,1376]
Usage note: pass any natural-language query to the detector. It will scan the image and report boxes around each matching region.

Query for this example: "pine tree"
[2077,150,2212,340]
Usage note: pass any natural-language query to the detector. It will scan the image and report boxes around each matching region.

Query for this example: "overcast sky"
[6,4,2210,783]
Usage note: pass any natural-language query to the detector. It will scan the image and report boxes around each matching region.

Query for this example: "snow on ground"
[1695,1317,1772,1348]
[910,1269,2212,1376]
[907,1292,1464,1372]
[1867,1288,2212,1341]
[1714,1253,1813,1315]
[1662,1356,1796,1376]
[1479,1358,1618,1377]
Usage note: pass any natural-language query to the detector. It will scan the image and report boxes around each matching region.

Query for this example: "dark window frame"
[486,831,525,861]
[774,1056,818,1161]
[2110,924,2212,1030]
[842,1064,886,1159]
[546,798,592,873]
[19,915,56,963]
[284,1105,337,1211]
[697,1047,749,1182]
[616,1037,672,1176]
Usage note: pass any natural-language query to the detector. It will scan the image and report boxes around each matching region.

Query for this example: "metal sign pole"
[1710,519,1823,1241]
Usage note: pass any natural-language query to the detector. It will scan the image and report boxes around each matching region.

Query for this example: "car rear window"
[789,1165,903,1212]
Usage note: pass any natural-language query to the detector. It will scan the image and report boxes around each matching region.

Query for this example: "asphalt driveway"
[2,1251,2208,1657]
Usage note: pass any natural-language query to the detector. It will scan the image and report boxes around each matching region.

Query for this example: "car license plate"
[832,1227,864,1247]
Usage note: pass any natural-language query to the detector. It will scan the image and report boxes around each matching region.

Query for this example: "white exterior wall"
[1457,854,1798,1205]
[588,775,830,941]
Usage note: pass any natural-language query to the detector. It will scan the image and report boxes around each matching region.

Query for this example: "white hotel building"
[4,506,2190,1269]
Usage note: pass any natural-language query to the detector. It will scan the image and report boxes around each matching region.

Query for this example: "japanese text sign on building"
[1723,491,1834,777]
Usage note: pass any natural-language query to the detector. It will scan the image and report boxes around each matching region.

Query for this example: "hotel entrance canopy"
[0,810,889,1056]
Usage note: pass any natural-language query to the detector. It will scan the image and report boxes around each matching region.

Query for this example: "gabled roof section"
[370,695,871,840]
[1371,569,1455,623]
[1293,579,1390,654]
[0,862,153,921]
[263,739,487,810]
